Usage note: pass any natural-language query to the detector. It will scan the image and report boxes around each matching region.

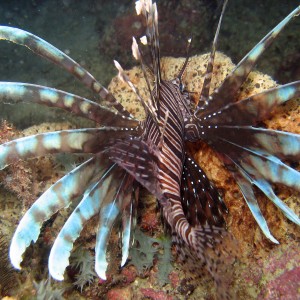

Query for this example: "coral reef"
[0,122,80,299]
[130,228,160,276]
[129,228,173,285]
[0,121,32,204]
[0,122,77,210]
[0,48,299,300]
[156,236,173,286]
[0,235,18,297]
[69,247,97,292]
[33,279,65,300]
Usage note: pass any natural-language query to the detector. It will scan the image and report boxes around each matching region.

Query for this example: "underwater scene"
[0,0,299,299]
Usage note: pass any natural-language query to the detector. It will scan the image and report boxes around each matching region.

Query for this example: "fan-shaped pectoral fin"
[0,26,132,117]
[181,154,227,227]
[230,163,279,244]
[9,157,103,270]
[202,6,300,116]
[121,183,138,267]
[49,163,115,280]
[108,137,165,202]
[253,178,300,225]
[0,82,138,126]
[0,127,138,170]
[202,81,300,126]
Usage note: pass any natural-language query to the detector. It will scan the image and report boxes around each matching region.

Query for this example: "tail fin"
[173,224,237,300]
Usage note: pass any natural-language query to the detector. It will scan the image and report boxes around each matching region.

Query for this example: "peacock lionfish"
[0,0,300,298]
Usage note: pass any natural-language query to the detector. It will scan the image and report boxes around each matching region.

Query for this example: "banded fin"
[121,183,138,267]
[121,198,133,267]
[253,179,300,225]
[132,37,157,111]
[209,126,300,161]
[0,82,138,127]
[217,137,300,194]
[181,155,227,227]
[232,165,279,243]
[9,157,103,269]
[95,171,133,279]
[108,137,165,202]
[136,0,161,91]
[198,5,300,117]
[0,26,131,117]
[49,163,116,280]
[192,225,236,300]
[172,224,236,300]
[214,138,300,241]
[237,145,300,193]
[114,60,158,124]
[196,0,228,112]
[0,127,139,169]
[200,81,300,126]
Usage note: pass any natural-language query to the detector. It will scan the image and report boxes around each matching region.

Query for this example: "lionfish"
[0,0,300,298]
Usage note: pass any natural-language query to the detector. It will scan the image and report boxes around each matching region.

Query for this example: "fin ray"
[0,26,131,117]
[0,82,138,126]
[9,157,103,269]
[201,81,300,125]
[231,165,279,243]
[49,163,116,280]
[199,6,300,117]
[0,127,139,169]
[181,155,227,227]
[207,126,300,161]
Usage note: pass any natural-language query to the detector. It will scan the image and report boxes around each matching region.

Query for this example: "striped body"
[143,81,188,238]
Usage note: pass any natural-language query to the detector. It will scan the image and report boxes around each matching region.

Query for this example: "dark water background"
[0,0,299,127]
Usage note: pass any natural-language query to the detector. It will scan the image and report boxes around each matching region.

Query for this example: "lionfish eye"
[179,82,185,92]
[172,77,185,92]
